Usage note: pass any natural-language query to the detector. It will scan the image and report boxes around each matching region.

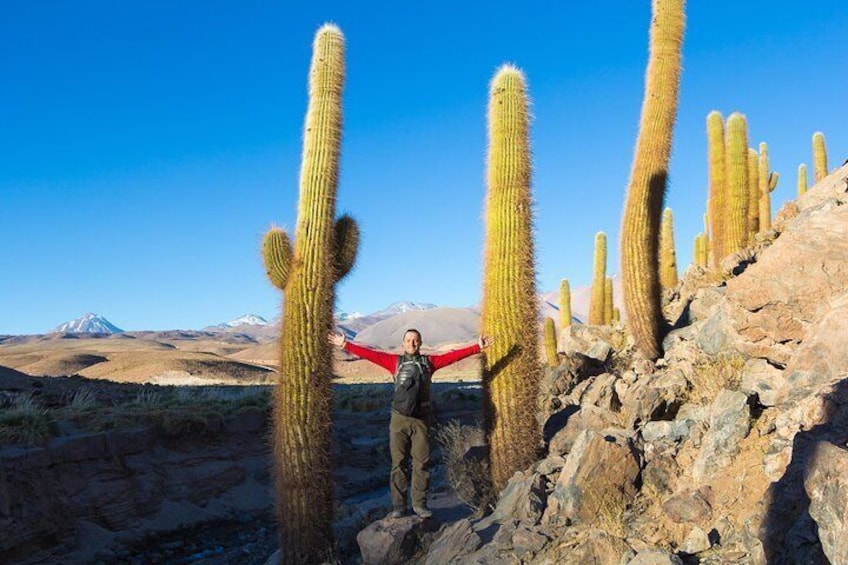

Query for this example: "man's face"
[403,331,422,354]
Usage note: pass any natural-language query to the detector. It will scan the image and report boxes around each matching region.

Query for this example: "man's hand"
[328,331,346,348]
[478,335,493,350]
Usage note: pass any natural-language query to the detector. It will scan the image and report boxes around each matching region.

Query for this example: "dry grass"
[686,352,746,405]
[0,395,52,445]
[434,419,493,511]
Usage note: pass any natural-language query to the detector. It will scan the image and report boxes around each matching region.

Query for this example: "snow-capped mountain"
[335,311,363,321]
[219,314,268,328]
[369,301,438,318]
[54,313,124,334]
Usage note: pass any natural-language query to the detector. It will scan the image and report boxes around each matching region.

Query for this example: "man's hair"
[404,328,422,341]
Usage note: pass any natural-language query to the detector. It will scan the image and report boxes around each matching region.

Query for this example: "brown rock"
[804,441,848,565]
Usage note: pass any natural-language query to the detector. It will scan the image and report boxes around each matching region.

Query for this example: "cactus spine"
[706,111,727,268]
[261,25,359,564]
[620,0,685,360]
[589,232,607,325]
[758,142,778,233]
[604,277,614,324]
[746,148,760,242]
[659,208,678,290]
[481,65,543,492]
[543,317,558,368]
[559,279,572,328]
[798,164,808,197]
[813,132,828,182]
[724,113,749,254]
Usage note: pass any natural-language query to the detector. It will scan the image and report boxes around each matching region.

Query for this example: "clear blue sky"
[2,1,846,334]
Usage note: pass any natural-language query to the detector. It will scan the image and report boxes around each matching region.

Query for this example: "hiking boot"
[389,508,405,519]
[412,505,433,518]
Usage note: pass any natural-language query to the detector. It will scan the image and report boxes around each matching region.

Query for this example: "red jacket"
[343,341,481,374]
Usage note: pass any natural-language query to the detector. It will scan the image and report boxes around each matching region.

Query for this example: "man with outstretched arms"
[329,329,491,518]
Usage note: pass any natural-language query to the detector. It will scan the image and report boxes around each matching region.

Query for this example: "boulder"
[661,488,712,525]
[804,441,848,565]
[626,550,684,564]
[543,430,640,527]
[490,470,547,524]
[424,519,481,565]
[357,515,439,565]
[547,405,622,456]
[691,390,751,482]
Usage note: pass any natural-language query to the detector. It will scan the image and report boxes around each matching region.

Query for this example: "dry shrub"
[0,395,51,446]
[434,420,493,511]
[687,353,746,405]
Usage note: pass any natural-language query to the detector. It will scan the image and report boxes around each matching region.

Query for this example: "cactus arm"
[333,214,360,282]
[262,228,293,290]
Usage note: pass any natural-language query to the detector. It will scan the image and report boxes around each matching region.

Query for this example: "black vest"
[391,353,432,417]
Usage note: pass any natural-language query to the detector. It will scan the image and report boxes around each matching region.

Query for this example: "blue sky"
[2,1,846,334]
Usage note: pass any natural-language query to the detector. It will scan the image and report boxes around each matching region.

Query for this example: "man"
[328,328,491,518]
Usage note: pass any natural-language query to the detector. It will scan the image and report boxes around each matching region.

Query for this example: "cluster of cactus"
[480,65,543,492]
[559,279,572,328]
[659,207,678,290]
[757,142,779,233]
[813,132,828,182]
[261,24,359,564]
[588,231,607,325]
[798,164,808,197]
[620,0,685,360]
[543,318,558,368]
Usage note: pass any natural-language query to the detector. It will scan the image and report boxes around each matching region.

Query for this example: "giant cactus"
[724,112,749,254]
[757,142,778,233]
[604,277,614,325]
[659,208,678,290]
[543,317,558,368]
[706,111,726,269]
[813,132,828,182]
[261,24,359,564]
[620,0,685,360]
[481,65,543,492]
[798,164,808,197]
[746,148,760,243]
[559,279,572,328]
[588,231,607,325]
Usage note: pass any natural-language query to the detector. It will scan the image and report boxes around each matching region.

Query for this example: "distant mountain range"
[45,284,620,340]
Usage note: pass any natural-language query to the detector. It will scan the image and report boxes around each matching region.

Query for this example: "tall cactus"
[659,207,678,290]
[694,233,707,267]
[261,25,359,564]
[604,277,614,324]
[481,65,543,492]
[620,0,685,360]
[746,148,760,243]
[588,231,607,325]
[706,111,726,269]
[798,164,808,197]
[543,317,558,368]
[758,142,778,233]
[813,131,828,182]
[559,279,572,328]
[724,113,749,254]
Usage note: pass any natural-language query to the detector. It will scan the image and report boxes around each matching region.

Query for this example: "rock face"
[419,165,848,564]
[356,515,440,565]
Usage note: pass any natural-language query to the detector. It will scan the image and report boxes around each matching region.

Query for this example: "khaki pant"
[389,412,430,510]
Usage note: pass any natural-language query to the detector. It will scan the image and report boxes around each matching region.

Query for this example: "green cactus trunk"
[724,113,749,254]
[694,233,707,267]
[604,277,614,325]
[758,142,778,233]
[543,317,558,368]
[798,164,808,197]
[481,65,543,492]
[589,231,607,325]
[559,279,572,328]
[261,25,358,564]
[706,111,726,269]
[747,148,760,243]
[813,132,828,182]
[659,207,678,290]
[620,0,685,360]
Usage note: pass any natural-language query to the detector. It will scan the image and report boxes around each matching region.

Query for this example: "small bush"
[0,396,52,446]
[687,352,746,405]
[435,420,493,511]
